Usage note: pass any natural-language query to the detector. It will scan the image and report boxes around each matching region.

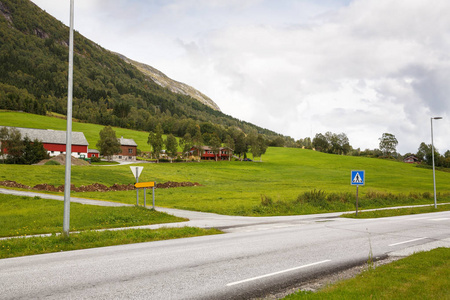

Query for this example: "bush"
[90,156,100,163]
[260,194,273,206]
[297,189,328,208]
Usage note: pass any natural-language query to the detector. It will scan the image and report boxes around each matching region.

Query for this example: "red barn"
[0,126,89,158]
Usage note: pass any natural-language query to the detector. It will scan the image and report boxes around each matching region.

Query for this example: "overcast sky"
[31,0,449,154]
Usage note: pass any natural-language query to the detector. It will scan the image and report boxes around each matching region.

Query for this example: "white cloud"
[31,0,450,154]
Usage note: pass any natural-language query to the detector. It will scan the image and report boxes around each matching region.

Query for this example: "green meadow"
[0,110,155,152]
[1,147,449,216]
[2,110,450,216]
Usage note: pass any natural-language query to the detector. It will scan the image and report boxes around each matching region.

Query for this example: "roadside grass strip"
[341,204,450,219]
[0,194,187,237]
[0,227,222,259]
[283,247,450,299]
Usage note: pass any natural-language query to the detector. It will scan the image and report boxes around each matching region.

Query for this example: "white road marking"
[389,237,427,247]
[429,218,449,221]
[226,260,331,287]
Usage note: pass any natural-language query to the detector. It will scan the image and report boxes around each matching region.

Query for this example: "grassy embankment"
[342,203,450,218]
[0,193,221,259]
[284,247,450,300]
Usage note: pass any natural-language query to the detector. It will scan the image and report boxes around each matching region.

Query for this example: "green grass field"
[1,147,449,216]
[0,194,186,237]
[1,110,450,216]
[0,110,155,152]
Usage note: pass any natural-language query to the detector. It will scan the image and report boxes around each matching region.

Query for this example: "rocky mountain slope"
[117,53,221,111]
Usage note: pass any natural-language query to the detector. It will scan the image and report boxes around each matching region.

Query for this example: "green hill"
[0,0,282,142]
[0,110,155,152]
[0,133,449,215]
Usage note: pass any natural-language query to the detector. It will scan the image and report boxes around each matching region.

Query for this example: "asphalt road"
[1,209,449,299]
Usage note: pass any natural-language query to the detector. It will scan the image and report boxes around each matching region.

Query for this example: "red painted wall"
[43,143,88,153]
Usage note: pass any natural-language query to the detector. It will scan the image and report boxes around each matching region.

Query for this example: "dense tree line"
[0,0,289,145]
[310,132,352,155]
[144,124,269,162]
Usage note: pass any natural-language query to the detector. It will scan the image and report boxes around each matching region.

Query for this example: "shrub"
[260,194,273,206]
[422,192,432,199]
[44,160,60,165]
[297,189,328,208]
[90,156,100,163]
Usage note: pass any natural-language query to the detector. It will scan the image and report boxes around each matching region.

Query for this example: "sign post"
[351,170,365,216]
[135,182,156,209]
[130,166,144,205]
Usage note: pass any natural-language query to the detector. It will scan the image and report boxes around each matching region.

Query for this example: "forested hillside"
[0,0,283,142]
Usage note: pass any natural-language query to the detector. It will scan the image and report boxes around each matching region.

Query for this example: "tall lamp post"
[431,116,442,209]
[63,0,75,237]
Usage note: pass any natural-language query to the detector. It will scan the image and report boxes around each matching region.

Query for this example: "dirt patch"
[35,154,89,166]
[0,180,200,192]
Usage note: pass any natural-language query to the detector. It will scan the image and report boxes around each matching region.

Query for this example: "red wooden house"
[189,146,233,161]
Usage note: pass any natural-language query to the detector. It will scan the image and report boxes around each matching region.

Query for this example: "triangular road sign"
[130,166,144,179]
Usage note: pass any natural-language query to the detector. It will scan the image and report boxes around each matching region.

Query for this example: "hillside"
[116,53,221,111]
[0,0,281,141]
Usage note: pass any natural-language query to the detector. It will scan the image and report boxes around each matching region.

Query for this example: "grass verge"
[283,247,450,299]
[0,194,186,237]
[342,204,450,218]
[0,227,222,259]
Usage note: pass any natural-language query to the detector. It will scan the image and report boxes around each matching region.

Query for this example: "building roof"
[119,136,137,147]
[0,126,89,146]
[190,146,234,151]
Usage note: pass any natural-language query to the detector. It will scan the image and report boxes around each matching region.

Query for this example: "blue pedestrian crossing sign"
[351,170,365,185]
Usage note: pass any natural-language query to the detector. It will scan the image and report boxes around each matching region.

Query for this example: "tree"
[337,133,351,155]
[165,134,178,162]
[251,134,268,162]
[22,137,49,164]
[192,125,203,160]
[209,134,222,161]
[147,123,163,162]
[96,126,121,161]
[5,128,23,164]
[224,134,235,151]
[312,133,329,152]
[180,132,193,160]
[233,132,248,160]
[417,142,441,166]
[0,126,9,162]
[379,133,398,157]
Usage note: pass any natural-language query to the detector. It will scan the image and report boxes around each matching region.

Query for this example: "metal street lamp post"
[63,0,75,237]
[431,116,442,209]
